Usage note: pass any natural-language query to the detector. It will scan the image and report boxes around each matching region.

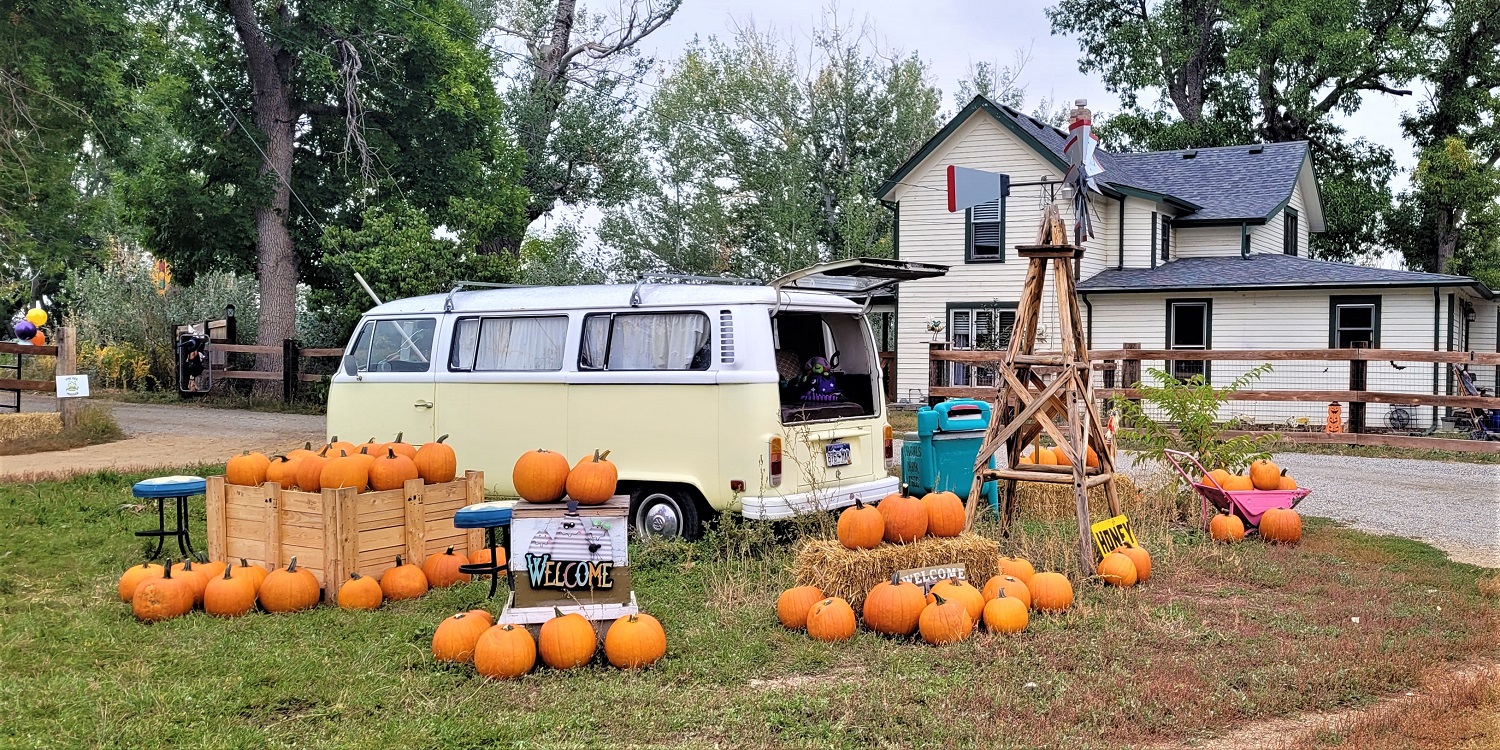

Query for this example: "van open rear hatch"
[771,257,947,303]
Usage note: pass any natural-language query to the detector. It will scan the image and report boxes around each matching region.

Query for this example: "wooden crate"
[205,470,486,595]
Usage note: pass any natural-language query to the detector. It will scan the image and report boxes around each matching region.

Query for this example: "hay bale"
[792,533,1001,609]
[0,413,62,443]
[1012,475,1141,523]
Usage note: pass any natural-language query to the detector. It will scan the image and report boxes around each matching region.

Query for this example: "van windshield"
[350,318,436,373]
[773,312,878,424]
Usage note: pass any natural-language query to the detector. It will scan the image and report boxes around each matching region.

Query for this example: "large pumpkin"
[998,556,1036,587]
[260,556,321,613]
[226,451,270,486]
[836,497,884,550]
[1204,468,1233,488]
[287,442,318,461]
[604,612,667,669]
[204,566,257,617]
[1222,474,1255,491]
[414,434,458,484]
[982,590,1029,634]
[514,449,570,503]
[878,486,928,544]
[981,575,1031,609]
[229,557,269,593]
[422,547,471,588]
[433,611,492,664]
[118,562,164,602]
[132,562,194,622]
[468,547,507,576]
[862,572,925,636]
[1112,543,1152,583]
[295,445,332,493]
[927,578,984,622]
[805,597,857,642]
[1277,470,1298,490]
[776,585,824,629]
[169,559,210,607]
[1259,507,1303,544]
[1030,572,1074,612]
[1208,510,1246,543]
[195,558,228,582]
[474,624,537,679]
[265,454,301,489]
[380,555,430,601]
[1034,446,1058,466]
[566,450,618,505]
[539,607,597,669]
[386,432,418,461]
[327,436,357,457]
[336,572,383,610]
[918,592,973,645]
[1249,459,1281,490]
[922,491,966,538]
[319,450,369,492]
[369,448,420,492]
[1096,552,1138,587]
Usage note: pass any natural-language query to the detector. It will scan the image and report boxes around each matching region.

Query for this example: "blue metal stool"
[454,501,513,598]
[132,475,207,560]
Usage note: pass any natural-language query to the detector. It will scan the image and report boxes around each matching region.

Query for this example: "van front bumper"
[738,475,900,520]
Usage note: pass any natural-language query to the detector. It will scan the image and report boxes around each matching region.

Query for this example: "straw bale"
[1011,475,1141,523]
[792,533,1000,609]
[0,413,62,443]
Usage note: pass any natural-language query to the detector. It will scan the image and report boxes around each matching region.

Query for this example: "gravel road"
[1,395,324,481]
[1119,451,1500,568]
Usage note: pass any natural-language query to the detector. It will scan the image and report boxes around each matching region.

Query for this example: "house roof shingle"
[1076,253,1493,298]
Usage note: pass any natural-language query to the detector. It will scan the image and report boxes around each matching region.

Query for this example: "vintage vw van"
[326,259,945,539]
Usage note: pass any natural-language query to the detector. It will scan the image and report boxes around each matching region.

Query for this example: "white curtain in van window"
[476,316,567,370]
[608,313,709,370]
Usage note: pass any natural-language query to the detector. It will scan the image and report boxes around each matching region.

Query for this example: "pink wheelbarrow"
[1162,449,1310,533]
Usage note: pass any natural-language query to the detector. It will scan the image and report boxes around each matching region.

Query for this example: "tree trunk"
[1434,207,1461,274]
[227,0,300,388]
[514,0,579,225]
[1163,0,1219,126]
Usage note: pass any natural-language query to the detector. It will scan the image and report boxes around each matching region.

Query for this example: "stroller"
[1163,449,1310,534]
[1449,365,1500,441]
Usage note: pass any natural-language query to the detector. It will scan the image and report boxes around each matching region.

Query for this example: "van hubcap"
[641,496,680,536]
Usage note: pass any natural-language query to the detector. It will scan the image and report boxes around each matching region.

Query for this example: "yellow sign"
[151,259,173,296]
[1090,514,1138,559]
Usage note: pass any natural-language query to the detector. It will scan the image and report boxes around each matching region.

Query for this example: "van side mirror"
[342,355,361,379]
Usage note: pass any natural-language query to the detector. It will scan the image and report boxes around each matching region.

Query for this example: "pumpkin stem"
[239,557,249,567]
[387,448,397,459]
[367,437,376,443]
[395,554,404,567]
[286,556,299,573]
[627,613,638,623]
[222,566,233,580]
[182,559,194,572]
[162,560,174,579]
[394,431,404,443]
[438,434,449,443]
[996,588,1007,599]
[553,606,565,618]
[931,591,947,605]
[854,497,865,510]
[890,571,901,586]
[900,483,910,497]
[349,572,362,580]
[445,546,455,555]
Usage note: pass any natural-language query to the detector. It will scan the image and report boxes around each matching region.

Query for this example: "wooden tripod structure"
[962,206,1121,572]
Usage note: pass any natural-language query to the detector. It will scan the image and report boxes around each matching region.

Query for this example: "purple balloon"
[13,320,36,339]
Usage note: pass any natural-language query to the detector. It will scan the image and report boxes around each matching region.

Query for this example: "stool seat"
[133,476,207,499]
[454,501,513,529]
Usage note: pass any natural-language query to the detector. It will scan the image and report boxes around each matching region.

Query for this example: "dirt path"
[0,395,324,481]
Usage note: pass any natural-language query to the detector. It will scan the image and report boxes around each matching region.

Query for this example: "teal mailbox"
[899,399,999,510]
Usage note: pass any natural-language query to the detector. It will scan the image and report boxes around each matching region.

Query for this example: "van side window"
[449,316,568,371]
[350,318,436,373]
[579,312,711,371]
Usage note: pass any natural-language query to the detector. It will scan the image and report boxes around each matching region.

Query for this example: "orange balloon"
[29,331,44,346]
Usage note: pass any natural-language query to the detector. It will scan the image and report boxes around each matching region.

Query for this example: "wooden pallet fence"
[205,470,486,596]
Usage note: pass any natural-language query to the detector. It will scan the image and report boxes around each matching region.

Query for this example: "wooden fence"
[208,342,344,402]
[0,327,81,428]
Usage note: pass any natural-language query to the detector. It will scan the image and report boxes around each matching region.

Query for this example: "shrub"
[1112,365,1279,478]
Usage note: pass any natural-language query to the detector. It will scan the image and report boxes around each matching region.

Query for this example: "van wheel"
[630,487,703,541]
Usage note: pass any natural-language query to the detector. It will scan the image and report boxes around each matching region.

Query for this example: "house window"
[1284,208,1299,256]
[1159,214,1171,262]
[579,312,711,371]
[1166,299,1211,382]
[1330,296,1381,348]
[948,304,1016,386]
[966,199,1005,262]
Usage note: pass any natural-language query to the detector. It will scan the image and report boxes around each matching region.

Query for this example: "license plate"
[825,442,851,467]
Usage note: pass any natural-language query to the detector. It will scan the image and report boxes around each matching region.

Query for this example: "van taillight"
[883,424,894,469]
[769,437,783,487]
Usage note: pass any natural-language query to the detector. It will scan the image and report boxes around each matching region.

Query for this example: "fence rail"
[202,340,343,401]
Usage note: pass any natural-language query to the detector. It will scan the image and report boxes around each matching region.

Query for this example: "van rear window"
[449,316,568,371]
[579,312,711,371]
[350,318,436,373]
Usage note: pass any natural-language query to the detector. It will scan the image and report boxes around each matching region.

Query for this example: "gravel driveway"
[1120,451,1500,568]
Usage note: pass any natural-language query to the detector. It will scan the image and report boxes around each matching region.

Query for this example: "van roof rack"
[630,273,759,307]
[444,280,534,312]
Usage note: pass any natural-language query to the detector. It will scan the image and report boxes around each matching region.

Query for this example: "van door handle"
[414,400,433,409]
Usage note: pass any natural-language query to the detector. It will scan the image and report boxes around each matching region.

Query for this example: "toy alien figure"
[798,357,843,402]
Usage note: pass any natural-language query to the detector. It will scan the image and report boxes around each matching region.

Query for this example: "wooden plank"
[0,342,58,356]
[403,478,426,560]
[214,344,282,355]
[0,378,55,392]
[56,326,78,429]
[357,525,405,552]
[225,538,266,561]
[421,481,468,504]
[277,509,328,529]
[262,484,282,570]
[321,489,341,593]
[1089,348,1500,364]
[278,491,323,514]
[210,369,282,381]
[1217,430,1500,454]
[1069,391,1095,574]
[467,528,485,557]
[356,506,406,530]
[1096,388,1500,409]
[1010,463,1102,476]
[972,369,1073,470]
[206,476,227,563]
[297,374,326,383]
[425,519,463,537]
[299,348,345,358]
[358,545,406,571]
[354,489,405,516]
[280,546,323,570]
[1014,244,1084,259]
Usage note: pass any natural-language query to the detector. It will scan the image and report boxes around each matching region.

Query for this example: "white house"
[878,95,1498,430]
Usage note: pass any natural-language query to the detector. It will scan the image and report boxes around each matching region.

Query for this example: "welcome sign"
[509,497,633,610]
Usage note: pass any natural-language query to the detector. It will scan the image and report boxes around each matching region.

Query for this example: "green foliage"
[1112,365,1279,476]
[516,221,608,286]
[1387,138,1500,287]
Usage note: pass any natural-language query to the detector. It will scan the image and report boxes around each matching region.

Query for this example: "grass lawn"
[0,469,1495,749]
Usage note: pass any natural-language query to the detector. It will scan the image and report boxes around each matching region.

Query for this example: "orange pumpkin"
[336,572,383,610]
[1249,459,1281,490]
[1053,444,1076,467]
[921,491,966,538]
[604,613,668,669]
[539,607,597,669]
[927,578,984,622]
[226,451,270,486]
[566,450,617,505]
[265,455,301,489]
[1259,507,1303,544]
[1222,474,1255,491]
[1018,450,1036,465]
[1097,552,1138,587]
[422,547,471,588]
[168,559,210,607]
[369,448,420,492]
[433,611,492,663]
[982,589,1029,634]
[319,450,369,492]
[287,442,318,461]
[1277,470,1298,490]
[229,557,269,593]
[468,547,507,576]
[386,432,418,461]
[132,562,194,622]
[466,609,494,626]
[776,585,824,629]
[806,597,857,642]
[295,445,332,493]
[998,556,1036,587]
[1209,509,1246,543]
[878,486,928,543]
[414,434,458,484]
[1030,572,1074,612]
[204,566,257,617]
[918,591,973,645]
[981,575,1031,608]
[514,449,569,502]
[1034,446,1058,466]
[260,556,321,612]
[474,624,537,679]
[836,497,884,550]
[862,572,925,636]
[327,436,357,457]
[380,555,429,601]
[1204,468,1233,488]
[1112,543,1152,583]
[118,562,165,602]
[194,558,228,582]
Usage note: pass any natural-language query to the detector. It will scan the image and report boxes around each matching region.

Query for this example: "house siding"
[1175,226,1243,258]
[1120,197,1156,268]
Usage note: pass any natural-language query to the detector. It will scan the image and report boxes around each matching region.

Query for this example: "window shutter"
[1150,211,1158,269]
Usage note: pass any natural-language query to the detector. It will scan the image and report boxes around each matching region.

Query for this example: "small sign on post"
[55,373,89,399]
[1090,514,1138,559]
[895,563,969,594]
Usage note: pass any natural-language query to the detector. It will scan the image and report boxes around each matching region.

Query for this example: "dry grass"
[1013,474,1144,523]
[0,404,125,456]
[793,533,1001,608]
[0,412,61,443]
[1279,666,1500,749]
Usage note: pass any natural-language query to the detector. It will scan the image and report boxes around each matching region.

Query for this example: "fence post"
[1348,350,1367,433]
[57,326,79,430]
[282,339,300,404]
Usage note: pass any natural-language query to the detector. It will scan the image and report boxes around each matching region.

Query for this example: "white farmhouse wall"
[1175,226,1242,257]
[1468,293,1499,393]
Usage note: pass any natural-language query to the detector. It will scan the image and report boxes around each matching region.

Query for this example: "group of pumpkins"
[1202,458,1305,545]
[118,545,498,623]
[511,448,618,504]
[835,486,967,550]
[431,607,666,679]
[225,433,458,493]
[1018,443,1101,468]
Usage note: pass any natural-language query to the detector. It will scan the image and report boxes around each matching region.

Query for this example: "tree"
[599,16,943,280]
[1048,0,1429,259]
[490,0,680,242]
